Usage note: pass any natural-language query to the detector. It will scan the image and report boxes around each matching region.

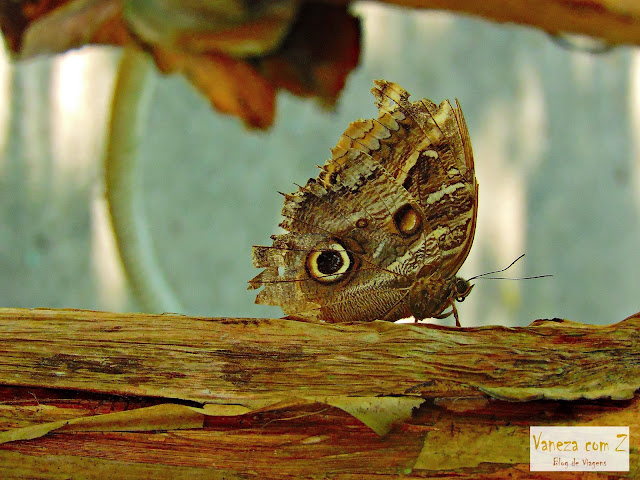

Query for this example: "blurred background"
[1,3,639,326]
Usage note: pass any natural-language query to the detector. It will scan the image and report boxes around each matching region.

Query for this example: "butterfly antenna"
[467,254,552,281]
[476,274,553,281]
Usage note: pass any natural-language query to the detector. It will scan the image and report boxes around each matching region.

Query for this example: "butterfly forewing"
[369,81,478,276]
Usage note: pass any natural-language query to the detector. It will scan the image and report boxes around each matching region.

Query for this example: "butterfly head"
[452,276,473,303]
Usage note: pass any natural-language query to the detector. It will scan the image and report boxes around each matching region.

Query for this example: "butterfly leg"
[450,301,461,327]
[433,300,461,327]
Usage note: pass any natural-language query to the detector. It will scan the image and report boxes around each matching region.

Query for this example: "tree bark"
[0,308,637,478]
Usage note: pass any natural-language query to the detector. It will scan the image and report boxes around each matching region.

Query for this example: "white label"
[530,426,629,472]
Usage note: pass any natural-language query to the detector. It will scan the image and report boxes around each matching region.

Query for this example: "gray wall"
[1,4,638,326]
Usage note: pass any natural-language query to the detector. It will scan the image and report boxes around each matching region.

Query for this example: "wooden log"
[0,308,637,479]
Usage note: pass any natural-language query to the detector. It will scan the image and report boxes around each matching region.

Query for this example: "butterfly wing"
[342,80,478,279]
[249,144,439,322]
[250,80,477,322]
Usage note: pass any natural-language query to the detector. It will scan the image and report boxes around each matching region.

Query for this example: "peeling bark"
[0,308,637,478]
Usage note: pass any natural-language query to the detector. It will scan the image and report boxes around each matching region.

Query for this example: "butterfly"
[249,80,478,326]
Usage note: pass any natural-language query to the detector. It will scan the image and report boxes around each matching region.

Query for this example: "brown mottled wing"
[336,79,477,277]
[249,143,439,322]
[249,80,477,322]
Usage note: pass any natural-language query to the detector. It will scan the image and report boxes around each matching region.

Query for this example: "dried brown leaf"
[1,0,360,129]
[151,47,277,129]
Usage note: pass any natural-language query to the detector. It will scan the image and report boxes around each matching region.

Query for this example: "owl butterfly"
[249,80,478,326]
